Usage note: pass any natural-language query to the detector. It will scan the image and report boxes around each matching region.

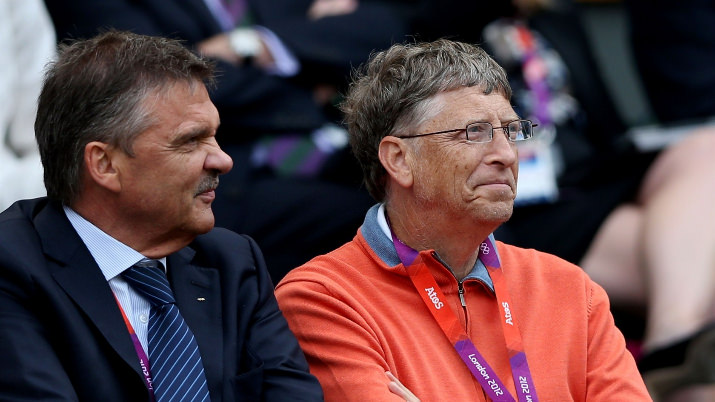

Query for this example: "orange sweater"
[276,205,650,401]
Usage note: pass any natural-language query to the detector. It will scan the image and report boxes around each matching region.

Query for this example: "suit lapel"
[36,202,143,379]
[34,202,224,392]
[167,249,224,395]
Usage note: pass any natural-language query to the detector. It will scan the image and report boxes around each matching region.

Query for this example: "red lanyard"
[391,232,538,402]
[113,293,157,401]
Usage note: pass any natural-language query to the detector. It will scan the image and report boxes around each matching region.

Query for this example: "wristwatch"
[229,28,261,58]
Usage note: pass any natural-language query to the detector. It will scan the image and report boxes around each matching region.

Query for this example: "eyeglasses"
[396,119,537,143]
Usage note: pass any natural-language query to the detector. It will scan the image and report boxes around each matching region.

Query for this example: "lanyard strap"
[391,232,538,401]
[112,293,157,401]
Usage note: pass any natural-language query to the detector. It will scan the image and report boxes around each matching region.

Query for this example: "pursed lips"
[479,177,514,189]
[475,178,517,196]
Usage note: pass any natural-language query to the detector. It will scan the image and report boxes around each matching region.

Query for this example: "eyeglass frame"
[394,119,538,143]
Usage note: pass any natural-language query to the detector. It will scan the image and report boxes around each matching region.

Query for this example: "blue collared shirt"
[64,206,166,353]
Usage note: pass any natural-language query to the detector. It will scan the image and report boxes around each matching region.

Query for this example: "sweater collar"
[360,203,495,291]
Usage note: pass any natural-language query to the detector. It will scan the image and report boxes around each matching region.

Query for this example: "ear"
[84,141,121,193]
[378,136,414,190]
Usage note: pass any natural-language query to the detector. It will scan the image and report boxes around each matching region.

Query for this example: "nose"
[204,137,233,174]
[485,127,518,167]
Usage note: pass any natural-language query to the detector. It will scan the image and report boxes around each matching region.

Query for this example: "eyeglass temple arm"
[396,128,465,139]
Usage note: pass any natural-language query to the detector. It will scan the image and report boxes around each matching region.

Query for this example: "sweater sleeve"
[276,277,404,401]
[585,280,651,400]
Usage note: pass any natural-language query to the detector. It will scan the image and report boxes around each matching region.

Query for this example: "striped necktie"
[123,259,211,402]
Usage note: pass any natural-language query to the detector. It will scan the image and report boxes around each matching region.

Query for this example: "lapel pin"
[197,297,206,302]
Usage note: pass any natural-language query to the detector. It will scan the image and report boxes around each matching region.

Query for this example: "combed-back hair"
[35,30,215,205]
[341,39,512,201]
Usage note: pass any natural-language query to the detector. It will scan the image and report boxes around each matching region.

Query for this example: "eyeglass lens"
[465,120,532,142]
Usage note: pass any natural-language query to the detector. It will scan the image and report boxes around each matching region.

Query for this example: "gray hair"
[35,30,215,205]
[341,39,512,201]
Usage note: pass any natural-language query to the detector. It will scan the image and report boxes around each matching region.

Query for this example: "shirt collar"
[63,206,167,281]
[369,203,495,290]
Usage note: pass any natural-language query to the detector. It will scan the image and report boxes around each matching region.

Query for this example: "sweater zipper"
[458,281,467,307]
[458,281,468,328]
[431,252,472,329]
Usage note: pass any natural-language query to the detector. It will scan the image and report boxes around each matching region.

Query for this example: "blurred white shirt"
[0,0,55,210]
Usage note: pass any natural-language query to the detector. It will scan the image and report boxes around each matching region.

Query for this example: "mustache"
[195,175,219,196]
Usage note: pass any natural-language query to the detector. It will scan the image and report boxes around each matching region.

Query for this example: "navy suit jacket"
[0,198,323,401]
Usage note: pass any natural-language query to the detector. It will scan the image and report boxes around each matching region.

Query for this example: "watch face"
[229,28,261,57]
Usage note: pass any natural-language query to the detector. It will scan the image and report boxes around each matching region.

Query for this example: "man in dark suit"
[43,0,416,282]
[0,30,323,401]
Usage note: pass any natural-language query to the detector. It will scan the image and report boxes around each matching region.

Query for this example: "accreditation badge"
[514,124,559,206]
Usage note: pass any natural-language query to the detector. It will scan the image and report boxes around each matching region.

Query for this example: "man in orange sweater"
[275,39,651,401]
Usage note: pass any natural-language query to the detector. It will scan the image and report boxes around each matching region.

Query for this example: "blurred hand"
[308,0,358,20]
[197,31,274,70]
[197,33,242,65]
[386,371,420,402]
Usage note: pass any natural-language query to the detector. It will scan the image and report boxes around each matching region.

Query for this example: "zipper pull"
[458,283,466,307]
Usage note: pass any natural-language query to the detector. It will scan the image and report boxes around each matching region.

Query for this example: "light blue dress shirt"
[64,206,166,353]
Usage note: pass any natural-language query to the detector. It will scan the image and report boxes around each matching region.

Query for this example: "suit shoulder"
[189,227,264,268]
[192,227,253,252]
[0,199,52,275]
[0,198,47,246]
[0,198,47,226]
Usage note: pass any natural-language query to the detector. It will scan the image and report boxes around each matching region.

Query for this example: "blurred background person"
[0,0,55,210]
[625,0,715,399]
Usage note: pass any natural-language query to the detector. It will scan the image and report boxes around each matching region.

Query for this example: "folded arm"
[276,278,408,401]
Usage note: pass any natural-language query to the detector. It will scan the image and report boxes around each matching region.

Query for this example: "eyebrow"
[172,124,214,145]
[466,115,522,125]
